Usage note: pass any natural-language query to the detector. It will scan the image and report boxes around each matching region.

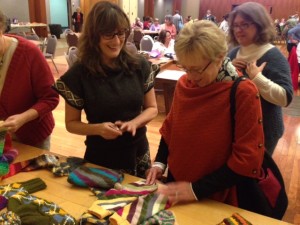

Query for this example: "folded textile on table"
[80,180,172,225]
[8,192,76,225]
[68,166,124,189]
[218,213,252,225]
[52,156,86,176]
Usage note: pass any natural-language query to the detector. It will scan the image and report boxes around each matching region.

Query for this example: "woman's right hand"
[232,58,247,70]
[146,166,163,185]
[99,122,123,140]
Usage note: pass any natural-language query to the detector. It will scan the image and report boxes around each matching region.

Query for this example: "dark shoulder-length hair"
[77,1,140,76]
[228,2,276,46]
[158,29,171,44]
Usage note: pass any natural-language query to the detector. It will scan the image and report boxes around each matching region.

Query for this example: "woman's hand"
[3,114,26,133]
[157,181,197,205]
[231,58,247,70]
[246,61,267,79]
[98,122,123,140]
[115,120,138,136]
[145,167,163,185]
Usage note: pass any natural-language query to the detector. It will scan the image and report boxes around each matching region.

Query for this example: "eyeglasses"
[232,22,254,31]
[177,61,212,75]
[102,29,128,40]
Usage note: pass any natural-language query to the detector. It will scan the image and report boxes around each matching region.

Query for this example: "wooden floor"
[47,41,299,224]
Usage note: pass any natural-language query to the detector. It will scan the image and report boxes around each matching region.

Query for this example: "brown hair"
[78,1,140,76]
[158,29,171,44]
[228,2,276,46]
[0,10,6,32]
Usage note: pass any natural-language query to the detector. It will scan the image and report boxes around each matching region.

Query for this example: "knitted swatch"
[8,192,76,225]
[218,213,253,225]
[68,166,124,189]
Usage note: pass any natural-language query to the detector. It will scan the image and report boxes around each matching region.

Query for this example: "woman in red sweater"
[0,10,59,150]
[146,20,270,216]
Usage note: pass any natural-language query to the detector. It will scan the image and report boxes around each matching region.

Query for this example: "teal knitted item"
[68,166,124,189]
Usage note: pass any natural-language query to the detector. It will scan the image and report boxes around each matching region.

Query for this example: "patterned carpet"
[283,95,300,116]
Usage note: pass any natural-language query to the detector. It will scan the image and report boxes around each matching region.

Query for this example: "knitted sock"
[52,156,86,176]
[218,213,253,225]
[68,166,124,189]
[0,196,8,210]
[7,192,76,225]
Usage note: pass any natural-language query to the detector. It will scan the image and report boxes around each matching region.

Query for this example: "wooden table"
[10,23,47,34]
[0,142,292,225]
[154,61,184,114]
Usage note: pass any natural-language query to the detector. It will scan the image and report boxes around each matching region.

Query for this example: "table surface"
[11,23,47,28]
[1,142,292,225]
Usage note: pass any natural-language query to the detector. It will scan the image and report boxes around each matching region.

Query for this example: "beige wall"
[181,0,200,21]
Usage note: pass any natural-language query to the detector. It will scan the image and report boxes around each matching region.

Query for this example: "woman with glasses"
[227,2,293,156]
[146,20,270,215]
[53,1,158,177]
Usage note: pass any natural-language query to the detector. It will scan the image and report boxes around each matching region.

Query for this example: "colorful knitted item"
[80,181,171,225]
[68,166,124,189]
[218,213,253,225]
[0,211,21,225]
[0,131,18,177]
[7,192,76,225]
[0,178,46,197]
[52,156,86,176]
[2,154,59,180]
[139,210,175,225]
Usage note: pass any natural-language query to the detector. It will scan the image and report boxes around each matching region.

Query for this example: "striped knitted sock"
[67,166,124,189]
[52,156,86,176]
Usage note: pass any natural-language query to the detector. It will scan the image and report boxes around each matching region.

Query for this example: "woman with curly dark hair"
[53,1,158,177]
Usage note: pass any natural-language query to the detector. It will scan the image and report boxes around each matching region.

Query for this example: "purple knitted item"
[0,196,8,210]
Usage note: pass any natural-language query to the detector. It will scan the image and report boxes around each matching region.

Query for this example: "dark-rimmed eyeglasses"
[102,29,129,40]
[177,61,212,75]
[232,22,254,31]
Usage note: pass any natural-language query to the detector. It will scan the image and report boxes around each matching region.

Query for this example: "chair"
[44,35,58,73]
[66,33,79,48]
[140,35,154,52]
[67,46,78,67]
[133,28,144,50]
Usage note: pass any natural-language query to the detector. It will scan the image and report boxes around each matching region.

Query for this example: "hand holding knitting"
[115,120,138,136]
[231,58,247,70]
[3,114,26,133]
[157,181,197,205]
[99,122,122,139]
[246,61,267,80]
[145,166,163,184]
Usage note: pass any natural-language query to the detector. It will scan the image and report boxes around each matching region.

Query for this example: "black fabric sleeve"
[191,164,246,200]
[154,137,169,165]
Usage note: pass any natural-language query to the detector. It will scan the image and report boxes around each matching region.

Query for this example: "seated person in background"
[132,17,143,29]
[152,29,174,55]
[150,18,161,32]
[143,16,151,30]
[146,20,268,216]
[160,14,177,38]
[0,9,59,150]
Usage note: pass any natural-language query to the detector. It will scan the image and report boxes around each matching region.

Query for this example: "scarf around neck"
[237,43,274,62]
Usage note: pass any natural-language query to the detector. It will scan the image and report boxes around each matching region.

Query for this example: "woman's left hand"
[246,61,267,79]
[157,181,197,205]
[115,120,138,136]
